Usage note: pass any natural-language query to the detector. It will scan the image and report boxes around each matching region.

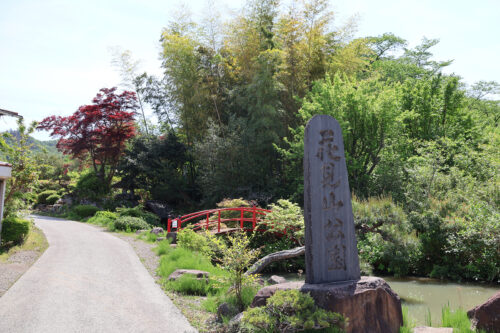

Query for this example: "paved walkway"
[0,215,196,333]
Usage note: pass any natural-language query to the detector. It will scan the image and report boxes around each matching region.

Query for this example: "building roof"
[0,108,22,119]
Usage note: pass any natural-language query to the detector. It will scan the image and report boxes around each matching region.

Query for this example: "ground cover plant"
[241,289,345,333]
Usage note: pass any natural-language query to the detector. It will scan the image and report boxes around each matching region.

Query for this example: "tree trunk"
[245,246,305,276]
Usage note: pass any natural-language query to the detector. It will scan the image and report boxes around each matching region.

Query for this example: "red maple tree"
[38,87,138,188]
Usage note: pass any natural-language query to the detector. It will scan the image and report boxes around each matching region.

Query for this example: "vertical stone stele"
[304,115,360,284]
[251,114,403,333]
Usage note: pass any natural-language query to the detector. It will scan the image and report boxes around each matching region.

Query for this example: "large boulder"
[467,291,500,332]
[217,302,238,322]
[251,276,402,333]
[168,269,209,283]
[150,227,164,235]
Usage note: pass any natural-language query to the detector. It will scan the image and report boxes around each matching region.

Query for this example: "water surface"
[263,273,498,325]
[384,277,498,325]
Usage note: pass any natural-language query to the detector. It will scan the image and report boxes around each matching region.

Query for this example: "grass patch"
[203,284,259,313]
[157,246,229,295]
[399,306,415,333]
[154,239,172,255]
[138,230,166,243]
[441,305,476,333]
[0,224,48,262]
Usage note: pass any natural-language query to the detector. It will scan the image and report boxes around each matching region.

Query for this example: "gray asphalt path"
[0,215,196,333]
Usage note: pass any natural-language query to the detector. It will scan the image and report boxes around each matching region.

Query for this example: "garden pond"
[263,273,498,325]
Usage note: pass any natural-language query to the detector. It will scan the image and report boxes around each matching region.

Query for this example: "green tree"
[279,74,400,199]
[0,119,41,217]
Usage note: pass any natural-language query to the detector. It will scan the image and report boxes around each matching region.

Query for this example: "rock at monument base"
[251,276,402,333]
[467,291,500,332]
[168,269,209,282]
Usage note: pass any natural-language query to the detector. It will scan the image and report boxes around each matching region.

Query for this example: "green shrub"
[116,206,160,226]
[87,211,117,226]
[71,205,100,219]
[258,199,304,245]
[113,216,150,231]
[176,229,224,258]
[75,170,110,201]
[241,290,345,333]
[1,217,31,246]
[354,196,421,277]
[37,190,57,205]
[45,194,61,205]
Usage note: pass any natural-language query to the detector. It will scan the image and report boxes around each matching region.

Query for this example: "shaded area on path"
[0,215,196,333]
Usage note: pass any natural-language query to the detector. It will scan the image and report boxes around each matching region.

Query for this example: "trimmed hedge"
[87,211,117,226]
[114,216,150,231]
[46,194,61,205]
[1,217,31,245]
[37,190,57,205]
[116,206,160,226]
[71,205,100,219]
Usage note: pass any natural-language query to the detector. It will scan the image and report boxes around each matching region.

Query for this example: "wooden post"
[240,209,244,229]
[218,210,221,233]
[252,206,256,230]
[167,218,171,233]
[206,213,209,230]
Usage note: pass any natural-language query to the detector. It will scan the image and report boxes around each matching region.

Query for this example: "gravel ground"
[0,232,46,297]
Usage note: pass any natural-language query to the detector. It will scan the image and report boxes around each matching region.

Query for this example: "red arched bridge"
[167,206,272,234]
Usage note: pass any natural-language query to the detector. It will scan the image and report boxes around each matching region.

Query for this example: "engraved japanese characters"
[304,115,360,284]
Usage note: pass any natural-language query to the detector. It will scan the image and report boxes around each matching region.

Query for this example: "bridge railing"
[167,206,272,233]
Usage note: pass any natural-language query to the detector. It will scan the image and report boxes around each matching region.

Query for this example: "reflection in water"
[263,273,499,326]
[380,277,497,325]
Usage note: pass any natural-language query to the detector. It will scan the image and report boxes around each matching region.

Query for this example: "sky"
[1,0,499,140]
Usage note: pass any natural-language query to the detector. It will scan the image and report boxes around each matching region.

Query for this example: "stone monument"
[251,115,403,333]
[304,115,360,283]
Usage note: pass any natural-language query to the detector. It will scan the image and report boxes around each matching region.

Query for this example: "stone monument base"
[251,276,402,333]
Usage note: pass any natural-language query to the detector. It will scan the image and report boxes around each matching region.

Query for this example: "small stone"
[413,327,453,333]
[135,229,148,235]
[217,303,238,322]
[267,275,287,285]
[467,291,500,332]
[168,269,209,282]
[156,237,166,241]
[150,227,164,235]
[229,312,243,325]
